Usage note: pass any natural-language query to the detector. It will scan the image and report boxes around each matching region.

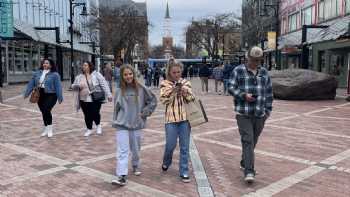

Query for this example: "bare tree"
[88,4,148,63]
[185,13,241,59]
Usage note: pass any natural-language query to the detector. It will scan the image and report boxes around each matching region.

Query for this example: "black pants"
[153,77,160,87]
[236,114,266,175]
[38,88,57,126]
[80,101,102,130]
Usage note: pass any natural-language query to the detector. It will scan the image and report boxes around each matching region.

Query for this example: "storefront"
[312,40,350,88]
[1,19,95,84]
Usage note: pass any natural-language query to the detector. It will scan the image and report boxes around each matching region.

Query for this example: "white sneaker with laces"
[96,125,102,135]
[84,129,92,137]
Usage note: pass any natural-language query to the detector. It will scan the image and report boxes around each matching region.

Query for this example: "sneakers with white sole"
[112,175,127,186]
[41,126,48,137]
[84,129,92,137]
[244,173,255,183]
[47,125,53,138]
[96,125,102,135]
[133,166,142,176]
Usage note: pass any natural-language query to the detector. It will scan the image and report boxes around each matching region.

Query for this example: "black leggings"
[80,101,102,130]
[38,88,57,126]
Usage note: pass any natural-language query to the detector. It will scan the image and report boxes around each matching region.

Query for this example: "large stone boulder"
[270,69,338,100]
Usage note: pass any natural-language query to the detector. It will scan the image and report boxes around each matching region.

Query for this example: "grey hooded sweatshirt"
[112,84,157,130]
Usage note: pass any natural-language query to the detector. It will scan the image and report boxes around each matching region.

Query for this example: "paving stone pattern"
[0,78,349,197]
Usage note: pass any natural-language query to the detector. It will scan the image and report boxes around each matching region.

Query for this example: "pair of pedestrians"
[24,60,112,138]
[111,61,195,186]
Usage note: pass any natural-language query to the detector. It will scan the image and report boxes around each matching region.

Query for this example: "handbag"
[29,87,41,103]
[29,73,48,103]
[85,74,105,102]
[185,98,208,127]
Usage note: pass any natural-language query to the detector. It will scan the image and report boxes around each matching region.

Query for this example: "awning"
[279,15,350,49]
[12,19,94,54]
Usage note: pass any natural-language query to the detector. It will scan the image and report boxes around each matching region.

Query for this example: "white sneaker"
[84,129,92,137]
[47,125,53,138]
[41,126,48,137]
[133,167,142,176]
[96,125,102,135]
[244,173,255,183]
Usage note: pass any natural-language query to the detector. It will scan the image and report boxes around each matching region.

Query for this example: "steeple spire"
[165,0,170,19]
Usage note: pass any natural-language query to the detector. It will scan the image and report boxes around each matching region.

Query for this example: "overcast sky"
[133,0,242,47]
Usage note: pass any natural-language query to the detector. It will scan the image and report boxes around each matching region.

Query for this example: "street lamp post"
[69,0,88,87]
[261,0,280,70]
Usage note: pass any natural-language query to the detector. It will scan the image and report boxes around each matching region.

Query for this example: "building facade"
[279,0,350,87]
[0,0,99,84]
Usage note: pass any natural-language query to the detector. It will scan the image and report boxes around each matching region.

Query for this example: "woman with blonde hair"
[159,60,195,183]
[112,64,157,186]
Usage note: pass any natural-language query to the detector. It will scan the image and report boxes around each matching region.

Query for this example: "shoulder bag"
[85,74,105,102]
[29,73,48,103]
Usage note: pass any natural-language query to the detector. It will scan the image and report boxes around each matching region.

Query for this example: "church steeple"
[165,0,170,19]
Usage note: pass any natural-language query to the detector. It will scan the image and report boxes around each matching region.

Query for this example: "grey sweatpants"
[236,114,266,175]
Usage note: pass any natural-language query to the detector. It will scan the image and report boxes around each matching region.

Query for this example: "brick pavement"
[0,78,350,197]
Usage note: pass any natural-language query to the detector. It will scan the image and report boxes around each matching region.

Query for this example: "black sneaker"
[180,175,191,183]
[112,175,127,186]
[161,164,168,172]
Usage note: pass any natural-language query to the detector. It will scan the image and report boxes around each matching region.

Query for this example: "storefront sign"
[0,0,14,38]
[267,32,276,50]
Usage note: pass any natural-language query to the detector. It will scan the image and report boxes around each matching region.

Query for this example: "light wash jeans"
[162,121,191,176]
[116,130,142,176]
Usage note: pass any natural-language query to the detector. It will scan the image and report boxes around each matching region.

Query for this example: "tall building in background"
[162,0,173,59]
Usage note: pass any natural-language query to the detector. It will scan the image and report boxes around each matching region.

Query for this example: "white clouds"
[133,0,242,45]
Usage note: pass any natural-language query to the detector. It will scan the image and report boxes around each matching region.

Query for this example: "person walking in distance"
[160,60,195,183]
[228,46,273,183]
[222,61,234,96]
[72,61,112,137]
[212,63,224,95]
[199,64,210,93]
[103,63,113,93]
[24,59,63,138]
[111,65,157,186]
[114,59,122,88]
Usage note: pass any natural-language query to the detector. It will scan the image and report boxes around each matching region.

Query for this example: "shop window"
[302,7,313,25]
[15,47,23,74]
[347,0,350,14]
[319,0,341,21]
[288,12,298,31]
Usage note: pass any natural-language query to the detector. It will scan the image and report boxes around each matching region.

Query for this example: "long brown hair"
[120,64,140,98]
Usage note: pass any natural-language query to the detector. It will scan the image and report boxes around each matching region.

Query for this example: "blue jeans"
[163,121,191,176]
[115,79,120,88]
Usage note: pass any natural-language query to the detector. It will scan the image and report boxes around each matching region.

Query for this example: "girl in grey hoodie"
[111,65,157,186]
